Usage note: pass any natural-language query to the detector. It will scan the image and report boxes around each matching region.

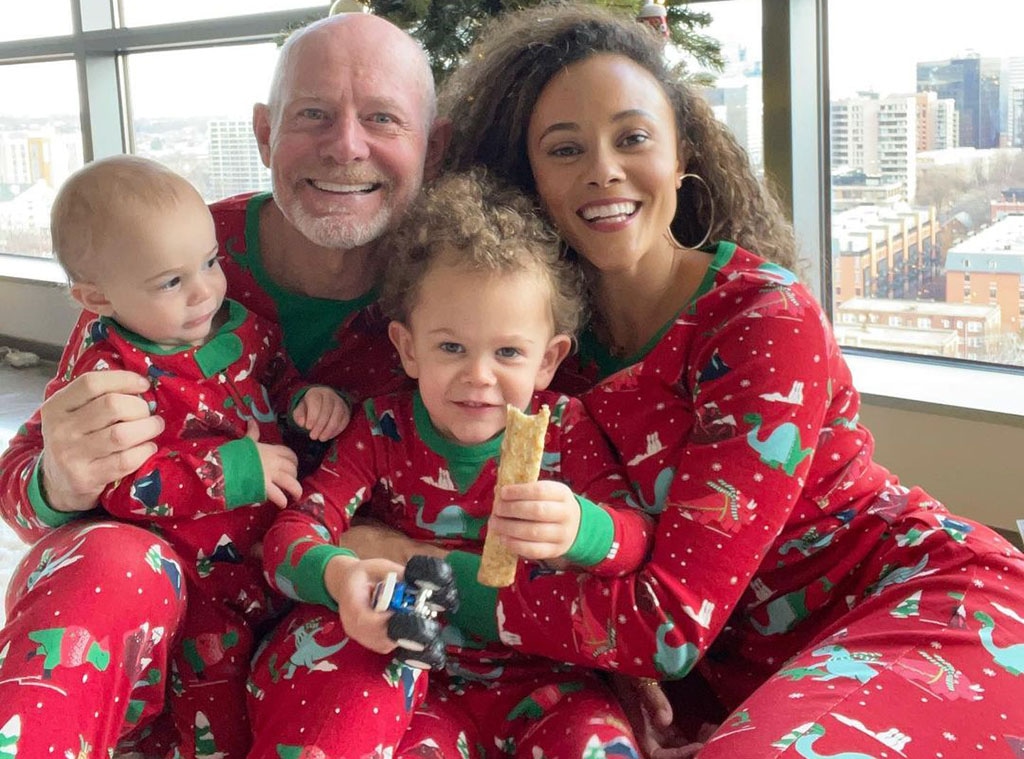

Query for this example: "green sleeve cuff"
[289,544,357,609]
[447,551,499,643]
[28,457,78,528]
[217,437,266,508]
[563,495,614,567]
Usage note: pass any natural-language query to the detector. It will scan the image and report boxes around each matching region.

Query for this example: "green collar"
[580,241,736,378]
[100,299,249,378]
[412,392,504,494]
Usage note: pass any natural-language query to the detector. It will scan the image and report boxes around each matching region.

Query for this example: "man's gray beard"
[293,207,392,250]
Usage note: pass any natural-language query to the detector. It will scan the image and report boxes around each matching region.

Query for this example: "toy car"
[372,555,459,671]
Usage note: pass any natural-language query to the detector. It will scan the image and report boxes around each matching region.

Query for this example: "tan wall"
[859,401,1023,532]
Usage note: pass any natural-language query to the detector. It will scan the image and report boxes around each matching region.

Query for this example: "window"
[0,61,81,259]
[0,1,316,274]
[830,0,1023,369]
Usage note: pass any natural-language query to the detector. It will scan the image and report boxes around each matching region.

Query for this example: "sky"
[2,0,1023,119]
[704,0,1024,98]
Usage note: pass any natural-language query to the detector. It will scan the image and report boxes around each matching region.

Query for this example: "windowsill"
[0,255,66,286]
[845,350,1024,424]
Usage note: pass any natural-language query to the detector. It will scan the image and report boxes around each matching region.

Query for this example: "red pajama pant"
[0,521,270,759]
[247,603,640,759]
[690,520,1024,758]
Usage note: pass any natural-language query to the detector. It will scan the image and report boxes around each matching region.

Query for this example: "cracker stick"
[477,404,551,587]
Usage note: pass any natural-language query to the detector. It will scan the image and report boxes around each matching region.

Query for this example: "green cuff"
[447,551,499,643]
[563,495,614,567]
[289,544,358,609]
[218,437,265,508]
[29,457,78,528]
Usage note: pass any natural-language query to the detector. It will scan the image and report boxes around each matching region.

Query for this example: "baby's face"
[390,263,568,446]
[93,196,225,348]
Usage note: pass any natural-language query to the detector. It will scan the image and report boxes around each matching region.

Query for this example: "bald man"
[0,13,458,758]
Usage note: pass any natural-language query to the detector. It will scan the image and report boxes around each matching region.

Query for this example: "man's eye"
[368,113,395,125]
[301,108,326,120]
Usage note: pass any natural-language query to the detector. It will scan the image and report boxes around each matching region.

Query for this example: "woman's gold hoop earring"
[668,172,715,251]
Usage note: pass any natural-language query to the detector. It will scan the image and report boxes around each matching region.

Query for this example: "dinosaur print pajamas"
[445,242,1024,758]
[248,390,653,759]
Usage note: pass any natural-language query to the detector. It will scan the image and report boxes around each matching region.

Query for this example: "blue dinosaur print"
[778,644,881,683]
[743,413,813,477]
[627,466,675,515]
[413,496,487,539]
[653,618,698,678]
[974,607,1024,676]
[774,722,879,758]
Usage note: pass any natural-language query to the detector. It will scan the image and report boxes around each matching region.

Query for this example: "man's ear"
[388,320,420,379]
[253,103,272,169]
[534,334,573,391]
[423,118,452,181]
[70,282,114,317]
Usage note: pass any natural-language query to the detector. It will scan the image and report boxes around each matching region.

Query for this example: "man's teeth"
[312,180,376,193]
[580,201,638,221]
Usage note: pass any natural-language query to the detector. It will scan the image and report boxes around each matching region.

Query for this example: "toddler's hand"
[292,387,350,441]
[489,480,581,561]
[247,420,301,507]
[325,555,406,655]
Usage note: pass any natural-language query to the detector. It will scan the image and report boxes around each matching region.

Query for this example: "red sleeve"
[262,405,379,602]
[494,286,833,678]
[556,395,653,576]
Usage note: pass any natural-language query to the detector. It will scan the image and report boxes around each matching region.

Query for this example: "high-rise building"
[208,120,271,199]
[831,93,917,201]
[917,55,1002,149]
[1007,57,1024,148]
[915,91,959,151]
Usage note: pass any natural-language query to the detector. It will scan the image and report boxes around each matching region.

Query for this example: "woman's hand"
[40,370,163,512]
[611,675,706,759]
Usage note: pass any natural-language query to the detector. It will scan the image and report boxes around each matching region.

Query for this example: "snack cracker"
[477,404,551,587]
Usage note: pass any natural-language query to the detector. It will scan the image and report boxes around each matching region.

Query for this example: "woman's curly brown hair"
[380,169,586,337]
[439,1,797,270]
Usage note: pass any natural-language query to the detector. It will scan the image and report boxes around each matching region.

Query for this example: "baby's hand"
[489,480,581,561]
[293,387,351,441]
[247,420,301,508]
[325,555,405,655]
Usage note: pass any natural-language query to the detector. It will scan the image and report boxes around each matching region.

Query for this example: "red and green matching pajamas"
[0,193,411,758]
[444,242,1024,758]
[249,390,651,759]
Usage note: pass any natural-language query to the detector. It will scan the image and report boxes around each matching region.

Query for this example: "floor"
[0,356,55,625]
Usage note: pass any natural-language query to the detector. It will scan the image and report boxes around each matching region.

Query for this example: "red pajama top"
[263,390,654,672]
[0,192,408,542]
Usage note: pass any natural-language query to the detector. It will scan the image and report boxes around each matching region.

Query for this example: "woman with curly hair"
[344,3,1024,757]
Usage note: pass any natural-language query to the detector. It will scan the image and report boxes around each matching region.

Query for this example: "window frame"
[2,0,1023,420]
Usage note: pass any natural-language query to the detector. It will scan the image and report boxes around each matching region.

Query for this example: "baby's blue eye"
[496,347,521,359]
[440,342,463,354]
